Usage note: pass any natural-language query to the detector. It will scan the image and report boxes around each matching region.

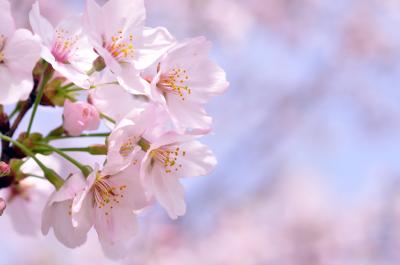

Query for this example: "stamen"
[51,28,79,63]
[103,29,135,62]
[157,68,191,101]
[119,136,138,157]
[151,146,186,174]
[92,174,127,215]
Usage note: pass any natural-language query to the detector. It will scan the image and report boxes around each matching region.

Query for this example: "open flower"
[63,99,100,136]
[83,0,175,94]
[0,0,41,105]
[71,163,147,258]
[139,132,216,219]
[42,159,148,258]
[147,37,229,130]
[105,104,217,219]
[29,2,97,88]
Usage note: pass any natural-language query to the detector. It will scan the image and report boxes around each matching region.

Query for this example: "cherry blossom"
[71,163,148,258]
[83,0,175,94]
[0,0,41,105]
[29,2,97,88]
[0,0,226,259]
[105,104,216,219]
[147,37,229,129]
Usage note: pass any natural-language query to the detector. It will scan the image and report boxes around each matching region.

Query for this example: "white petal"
[4,28,41,71]
[90,75,148,122]
[134,27,176,70]
[47,200,88,248]
[174,140,217,178]
[103,0,145,40]
[94,205,138,255]
[29,2,54,46]
[0,66,33,104]
[152,166,186,219]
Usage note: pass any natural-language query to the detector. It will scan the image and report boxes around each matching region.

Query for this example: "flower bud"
[0,198,5,216]
[63,100,100,136]
[0,162,10,177]
[93,56,106,72]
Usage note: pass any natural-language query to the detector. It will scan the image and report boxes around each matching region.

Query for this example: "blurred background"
[3,0,400,264]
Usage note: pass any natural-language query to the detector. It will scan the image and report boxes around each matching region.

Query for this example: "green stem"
[35,147,90,153]
[65,87,85,93]
[38,143,91,177]
[46,132,109,141]
[27,62,52,136]
[26,174,46,180]
[0,133,64,189]
[61,83,75,90]
[100,113,115,124]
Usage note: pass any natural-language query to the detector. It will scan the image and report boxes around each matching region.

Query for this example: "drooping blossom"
[29,2,97,88]
[0,0,41,105]
[105,104,217,219]
[63,99,100,136]
[44,163,147,258]
[73,163,148,258]
[146,37,229,130]
[83,0,175,94]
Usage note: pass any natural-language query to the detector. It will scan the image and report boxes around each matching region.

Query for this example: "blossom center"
[151,146,186,174]
[51,28,78,63]
[157,68,191,101]
[103,29,134,62]
[119,136,139,157]
[93,174,127,216]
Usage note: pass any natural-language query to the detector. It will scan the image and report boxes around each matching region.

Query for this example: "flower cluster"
[0,0,228,259]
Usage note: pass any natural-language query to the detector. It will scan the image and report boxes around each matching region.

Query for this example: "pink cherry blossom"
[71,163,148,258]
[102,104,171,176]
[105,104,216,219]
[29,2,97,88]
[0,0,41,105]
[147,37,229,130]
[63,99,100,136]
[139,132,216,219]
[83,0,175,94]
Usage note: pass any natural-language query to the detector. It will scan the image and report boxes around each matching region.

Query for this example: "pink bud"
[63,100,100,136]
[0,198,6,216]
[0,161,10,177]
